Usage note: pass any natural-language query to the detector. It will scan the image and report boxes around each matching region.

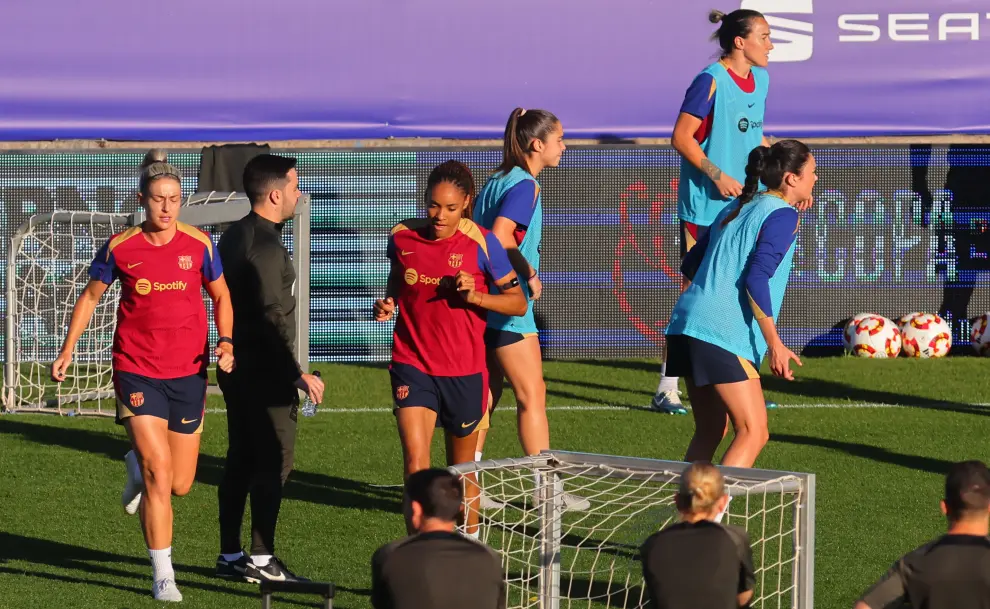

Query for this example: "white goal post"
[2,192,311,414]
[450,450,815,609]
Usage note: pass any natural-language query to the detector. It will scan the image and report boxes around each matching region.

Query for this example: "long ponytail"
[497,107,560,175]
[721,139,811,225]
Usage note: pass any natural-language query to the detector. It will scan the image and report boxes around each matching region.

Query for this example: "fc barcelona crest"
[129,392,145,408]
[178,255,193,270]
[396,385,409,401]
[448,253,463,269]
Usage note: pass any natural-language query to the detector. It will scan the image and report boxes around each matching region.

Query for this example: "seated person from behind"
[371,468,505,609]
[640,462,755,609]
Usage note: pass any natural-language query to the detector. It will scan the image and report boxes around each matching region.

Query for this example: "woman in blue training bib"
[653,8,774,414]
[472,108,566,464]
[665,140,817,469]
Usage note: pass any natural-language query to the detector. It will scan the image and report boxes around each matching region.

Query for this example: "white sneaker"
[532,489,592,512]
[122,450,142,515]
[152,578,183,602]
[561,492,591,512]
[478,489,508,510]
[650,390,687,415]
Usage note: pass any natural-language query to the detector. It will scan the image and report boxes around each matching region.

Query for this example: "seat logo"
[742,0,813,62]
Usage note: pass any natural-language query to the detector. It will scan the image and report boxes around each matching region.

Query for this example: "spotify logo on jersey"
[135,278,152,295]
[404,268,419,285]
[738,118,750,133]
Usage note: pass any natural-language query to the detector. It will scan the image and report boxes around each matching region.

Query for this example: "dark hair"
[426,160,476,215]
[722,139,812,225]
[709,9,765,57]
[243,154,298,205]
[498,107,560,175]
[138,149,181,195]
[406,468,463,522]
[944,460,990,520]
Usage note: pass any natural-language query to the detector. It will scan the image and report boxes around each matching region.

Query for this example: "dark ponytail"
[498,107,560,175]
[709,8,765,57]
[722,139,811,225]
[426,160,477,216]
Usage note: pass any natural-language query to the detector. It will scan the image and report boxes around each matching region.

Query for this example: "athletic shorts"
[113,370,207,434]
[484,328,535,349]
[679,221,710,258]
[664,334,760,387]
[389,362,488,438]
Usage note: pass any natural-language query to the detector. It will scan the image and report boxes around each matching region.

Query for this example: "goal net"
[2,193,311,414]
[450,451,815,609]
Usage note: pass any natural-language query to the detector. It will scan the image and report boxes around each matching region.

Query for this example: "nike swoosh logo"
[401,251,414,256]
[181,418,198,425]
[127,262,143,269]
[461,420,478,428]
[748,103,755,108]
[257,570,286,581]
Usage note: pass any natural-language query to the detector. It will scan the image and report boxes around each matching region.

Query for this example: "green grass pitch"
[1,357,989,608]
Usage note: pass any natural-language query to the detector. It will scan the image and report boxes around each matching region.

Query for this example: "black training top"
[640,520,755,609]
[371,531,506,609]
[217,211,300,391]
[858,534,990,609]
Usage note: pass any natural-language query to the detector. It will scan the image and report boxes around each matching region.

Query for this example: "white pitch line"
[203,402,990,414]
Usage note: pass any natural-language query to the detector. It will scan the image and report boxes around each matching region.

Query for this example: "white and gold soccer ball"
[844,314,901,358]
[842,312,876,351]
[971,313,990,357]
[897,312,924,332]
[901,313,952,358]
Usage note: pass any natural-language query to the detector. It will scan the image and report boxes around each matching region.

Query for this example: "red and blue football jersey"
[89,223,223,379]
[388,218,514,377]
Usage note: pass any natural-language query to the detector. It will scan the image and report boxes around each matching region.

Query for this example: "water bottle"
[301,370,321,417]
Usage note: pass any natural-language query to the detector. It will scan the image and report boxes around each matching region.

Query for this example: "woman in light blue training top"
[653,8,774,414]
[665,140,817,469]
[471,108,564,466]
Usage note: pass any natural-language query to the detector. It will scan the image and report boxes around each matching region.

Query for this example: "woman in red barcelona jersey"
[51,151,235,602]
[374,161,526,535]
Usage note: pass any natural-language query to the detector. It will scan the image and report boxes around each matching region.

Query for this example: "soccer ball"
[897,312,924,332]
[971,313,990,356]
[844,314,901,358]
[901,313,952,358]
[842,312,876,351]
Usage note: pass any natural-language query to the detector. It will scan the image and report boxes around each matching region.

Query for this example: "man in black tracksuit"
[213,154,324,583]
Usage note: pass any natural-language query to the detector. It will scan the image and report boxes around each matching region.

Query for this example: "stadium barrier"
[0,145,987,371]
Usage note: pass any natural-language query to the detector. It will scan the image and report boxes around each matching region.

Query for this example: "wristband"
[217,336,233,346]
[499,277,520,290]
[528,269,538,280]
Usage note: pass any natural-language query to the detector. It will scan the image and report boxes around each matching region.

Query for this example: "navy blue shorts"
[113,371,207,434]
[389,362,488,438]
[484,328,529,349]
[664,334,760,387]
[679,221,710,258]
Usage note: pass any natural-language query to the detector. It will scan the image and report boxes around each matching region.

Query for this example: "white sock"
[657,367,679,394]
[466,529,480,540]
[149,547,175,583]
[221,551,244,562]
[252,554,272,567]
[475,451,483,462]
